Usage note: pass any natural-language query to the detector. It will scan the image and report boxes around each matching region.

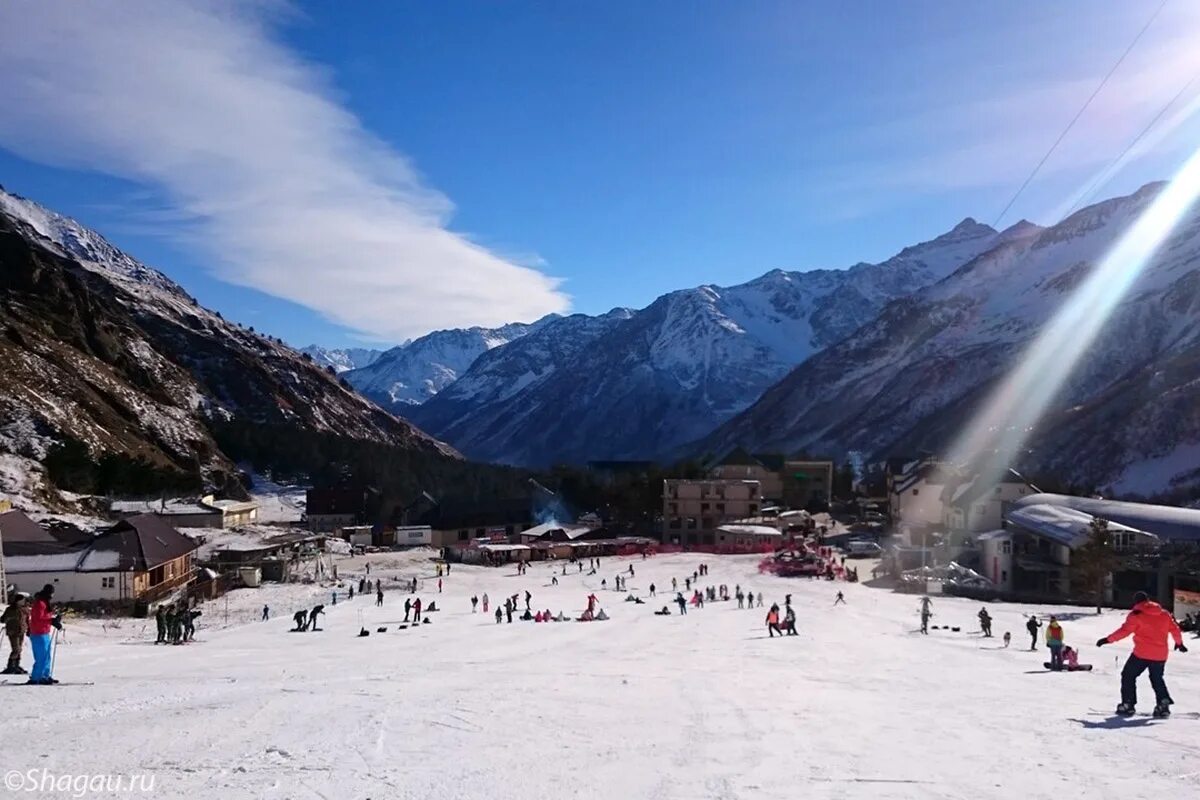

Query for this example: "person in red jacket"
[1097,591,1188,717]
[28,584,60,685]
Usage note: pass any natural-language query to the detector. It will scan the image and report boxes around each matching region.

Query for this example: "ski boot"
[1152,702,1171,719]
[1115,703,1136,717]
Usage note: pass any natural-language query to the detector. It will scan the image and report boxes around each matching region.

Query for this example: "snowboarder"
[1045,616,1065,670]
[834,591,846,606]
[413,598,423,623]
[766,604,782,638]
[27,585,58,684]
[1097,591,1188,718]
[2,594,30,674]
[978,607,993,637]
[551,576,559,586]
[308,605,325,631]
[376,587,384,607]
[1026,616,1042,651]
[262,605,270,622]
[154,604,167,643]
[293,610,308,632]
[783,605,798,636]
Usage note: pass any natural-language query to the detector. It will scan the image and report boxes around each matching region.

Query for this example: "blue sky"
[2,1,1199,347]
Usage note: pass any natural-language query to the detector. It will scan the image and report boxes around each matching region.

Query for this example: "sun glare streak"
[947,144,1200,486]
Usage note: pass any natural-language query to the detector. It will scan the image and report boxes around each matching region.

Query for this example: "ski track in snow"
[4,552,1198,799]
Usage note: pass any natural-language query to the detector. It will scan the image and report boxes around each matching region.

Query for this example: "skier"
[308,605,325,631]
[978,607,993,638]
[783,605,798,636]
[376,587,384,607]
[413,598,423,623]
[766,604,782,638]
[471,596,479,613]
[736,590,745,609]
[331,590,337,606]
[495,607,503,624]
[525,591,532,611]
[404,598,412,622]
[293,610,308,632]
[154,604,167,643]
[438,578,443,594]
[1003,631,1012,648]
[672,578,677,591]
[504,600,513,624]
[1026,616,1042,651]
[349,586,354,600]
[920,597,932,635]
[685,578,691,591]
[1097,591,1188,717]
[482,593,489,613]
[757,592,764,608]
[676,593,687,615]
[1045,616,1065,670]
[262,605,270,622]
[28,585,59,684]
[629,565,635,576]
[649,583,656,597]
[834,591,846,606]
[2,594,30,674]
[551,576,558,586]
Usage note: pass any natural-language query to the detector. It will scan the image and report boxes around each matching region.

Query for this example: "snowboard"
[2,681,95,686]
[1044,663,1093,671]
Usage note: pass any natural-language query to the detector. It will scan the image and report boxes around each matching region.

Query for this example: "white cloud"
[0,0,569,340]
[825,3,1200,223]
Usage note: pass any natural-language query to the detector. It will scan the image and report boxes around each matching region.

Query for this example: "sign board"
[394,526,432,546]
[1175,589,1200,617]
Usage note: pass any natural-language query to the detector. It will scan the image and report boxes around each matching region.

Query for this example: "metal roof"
[1014,493,1200,543]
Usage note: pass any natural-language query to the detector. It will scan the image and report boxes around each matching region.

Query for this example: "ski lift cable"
[992,0,1170,228]
[1061,65,1200,221]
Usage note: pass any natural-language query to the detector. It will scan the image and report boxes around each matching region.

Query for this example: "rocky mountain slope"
[300,346,383,374]
[344,319,553,408]
[410,219,1003,466]
[0,187,459,501]
[700,182,1200,497]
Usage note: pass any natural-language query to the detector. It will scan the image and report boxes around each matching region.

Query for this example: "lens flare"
[946,145,1200,486]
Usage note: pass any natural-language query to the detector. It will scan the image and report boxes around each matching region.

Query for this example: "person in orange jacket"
[765,604,782,638]
[1097,591,1188,717]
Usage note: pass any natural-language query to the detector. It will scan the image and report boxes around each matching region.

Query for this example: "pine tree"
[1071,517,1119,613]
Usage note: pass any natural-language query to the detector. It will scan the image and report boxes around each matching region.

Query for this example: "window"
[475,528,485,537]
[686,518,697,530]
[749,504,758,514]
[701,503,710,512]
[701,517,713,530]
[668,517,682,530]
[101,576,115,589]
[458,530,468,542]
[669,503,678,515]
[1001,540,1011,555]
[1001,570,1008,583]
[716,503,725,513]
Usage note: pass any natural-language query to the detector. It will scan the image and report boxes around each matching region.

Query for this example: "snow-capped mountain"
[343,319,556,408]
[0,186,457,500]
[701,182,1200,497]
[412,218,1003,466]
[300,346,384,374]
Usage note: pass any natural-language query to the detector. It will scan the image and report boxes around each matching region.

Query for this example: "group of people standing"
[1,585,61,684]
[154,602,201,645]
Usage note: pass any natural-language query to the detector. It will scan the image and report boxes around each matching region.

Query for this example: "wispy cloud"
[824,3,1200,224]
[0,0,569,341]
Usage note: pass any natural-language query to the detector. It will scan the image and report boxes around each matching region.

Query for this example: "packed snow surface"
[4,553,1198,799]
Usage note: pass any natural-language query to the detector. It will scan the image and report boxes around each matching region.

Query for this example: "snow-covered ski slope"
[5,553,1197,799]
